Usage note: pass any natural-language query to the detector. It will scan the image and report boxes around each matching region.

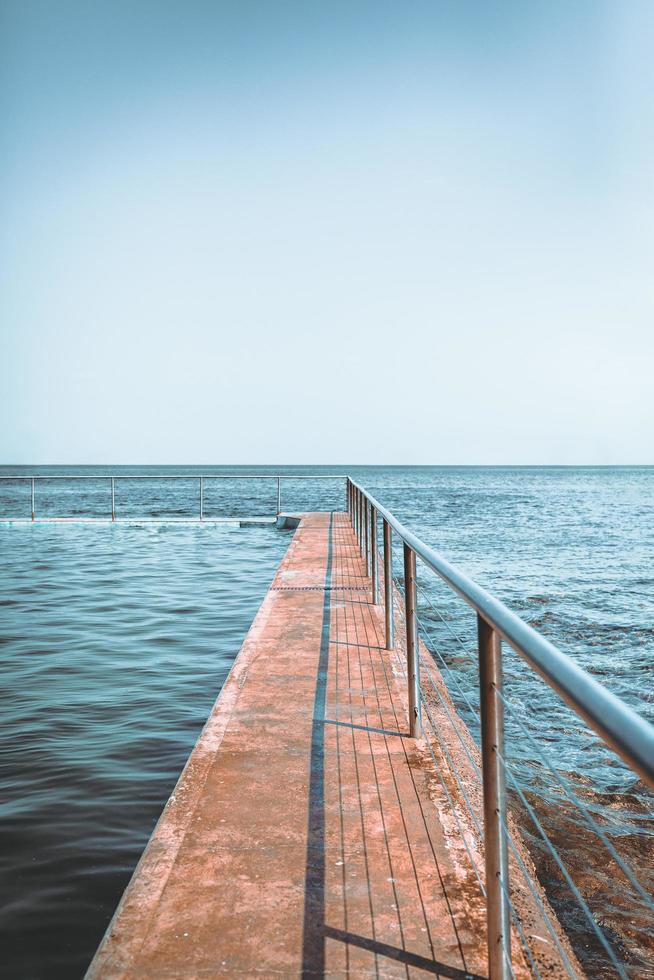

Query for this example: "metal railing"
[347,478,654,980]
[0,474,347,522]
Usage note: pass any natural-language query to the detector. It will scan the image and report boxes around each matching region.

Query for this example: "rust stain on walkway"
[87,513,569,978]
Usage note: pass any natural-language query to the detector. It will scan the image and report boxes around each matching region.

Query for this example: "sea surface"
[0,466,652,977]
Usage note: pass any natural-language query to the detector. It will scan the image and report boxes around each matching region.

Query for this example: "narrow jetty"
[88,513,575,978]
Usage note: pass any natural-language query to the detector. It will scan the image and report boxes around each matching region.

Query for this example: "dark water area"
[1,466,652,977]
[0,510,291,978]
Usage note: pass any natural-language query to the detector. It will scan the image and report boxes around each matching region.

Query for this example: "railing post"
[358,489,362,543]
[403,543,420,737]
[354,490,359,544]
[276,477,281,516]
[371,506,379,604]
[477,614,511,980]
[364,498,370,574]
[31,477,35,522]
[111,477,115,522]
[200,477,204,521]
[383,518,394,649]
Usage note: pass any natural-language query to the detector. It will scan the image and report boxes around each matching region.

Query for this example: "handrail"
[0,474,346,480]
[349,479,654,789]
[0,474,347,522]
[347,478,654,980]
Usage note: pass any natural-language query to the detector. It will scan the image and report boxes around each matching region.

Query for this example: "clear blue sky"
[1,1,652,464]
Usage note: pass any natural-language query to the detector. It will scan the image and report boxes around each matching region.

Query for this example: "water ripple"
[0,520,290,979]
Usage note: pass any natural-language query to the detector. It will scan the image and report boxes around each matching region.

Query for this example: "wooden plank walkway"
[87,512,556,978]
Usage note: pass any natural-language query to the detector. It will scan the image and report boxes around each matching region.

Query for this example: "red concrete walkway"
[87,513,570,978]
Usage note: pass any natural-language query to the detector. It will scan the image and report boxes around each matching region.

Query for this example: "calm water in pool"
[0,516,291,978]
[1,466,652,977]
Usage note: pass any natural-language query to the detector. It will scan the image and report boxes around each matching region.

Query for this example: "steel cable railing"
[414,617,583,976]
[420,600,652,979]
[415,577,653,910]
[346,478,654,980]
[494,742,628,978]
[389,597,550,980]
[394,568,573,976]
[413,589,630,974]
[349,480,654,785]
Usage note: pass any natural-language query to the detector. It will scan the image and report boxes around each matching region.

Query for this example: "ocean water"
[0,466,652,977]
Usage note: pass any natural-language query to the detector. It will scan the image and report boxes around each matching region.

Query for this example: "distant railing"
[0,474,348,522]
[347,478,654,980]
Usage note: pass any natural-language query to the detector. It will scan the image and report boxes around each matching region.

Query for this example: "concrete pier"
[87,513,577,978]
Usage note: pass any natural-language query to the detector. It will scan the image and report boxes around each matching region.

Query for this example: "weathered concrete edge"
[275,512,302,529]
[85,515,305,979]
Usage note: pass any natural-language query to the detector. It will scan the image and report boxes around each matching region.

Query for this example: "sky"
[1,0,653,464]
